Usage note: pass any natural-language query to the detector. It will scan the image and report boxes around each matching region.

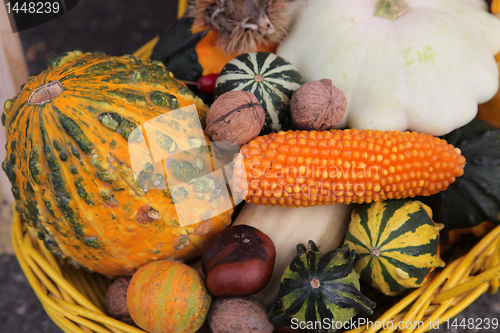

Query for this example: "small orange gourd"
[127,260,211,333]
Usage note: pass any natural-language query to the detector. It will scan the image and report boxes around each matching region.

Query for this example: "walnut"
[291,79,347,131]
[208,297,274,333]
[104,276,134,325]
[206,91,265,147]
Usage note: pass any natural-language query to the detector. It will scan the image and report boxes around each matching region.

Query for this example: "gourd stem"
[254,75,264,82]
[371,248,381,257]
[310,278,321,289]
[375,0,411,20]
[28,81,63,105]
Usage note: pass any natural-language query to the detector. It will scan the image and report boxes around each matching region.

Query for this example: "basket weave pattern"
[12,210,146,333]
[12,209,500,333]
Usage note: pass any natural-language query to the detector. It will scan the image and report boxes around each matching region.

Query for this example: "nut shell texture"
[206,91,265,147]
[104,277,133,325]
[291,79,346,130]
[208,297,274,333]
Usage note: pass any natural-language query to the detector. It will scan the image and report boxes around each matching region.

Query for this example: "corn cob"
[232,129,466,207]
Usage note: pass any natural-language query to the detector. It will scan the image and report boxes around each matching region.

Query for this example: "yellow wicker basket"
[10,0,500,332]
[12,207,500,333]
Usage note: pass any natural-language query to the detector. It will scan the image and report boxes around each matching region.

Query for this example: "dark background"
[6,0,80,32]
[16,0,178,74]
[1,0,500,332]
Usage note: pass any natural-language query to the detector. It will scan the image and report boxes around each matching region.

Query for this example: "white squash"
[277,0,500,136]
[232,203,353,308]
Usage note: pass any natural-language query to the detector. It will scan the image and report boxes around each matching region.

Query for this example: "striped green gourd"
[269,241,375,332]
[2,51,233,277]
[214,52,304,134]
[344,200,445,296]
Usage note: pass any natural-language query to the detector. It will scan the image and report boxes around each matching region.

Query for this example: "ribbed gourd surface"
[2,51,232,277]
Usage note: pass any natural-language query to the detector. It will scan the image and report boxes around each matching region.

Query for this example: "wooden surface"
[0,4,29,206]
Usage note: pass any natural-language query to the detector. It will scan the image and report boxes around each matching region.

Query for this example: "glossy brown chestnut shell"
[201,225,276,297]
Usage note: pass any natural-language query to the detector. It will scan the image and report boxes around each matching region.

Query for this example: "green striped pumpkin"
[214,52,304,134]
[269,241,375,332]
[344,200,445,296]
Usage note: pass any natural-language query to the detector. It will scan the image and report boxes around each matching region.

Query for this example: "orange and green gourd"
[127,260,211,333]
[232,129,466,207]
[2,51,232,277]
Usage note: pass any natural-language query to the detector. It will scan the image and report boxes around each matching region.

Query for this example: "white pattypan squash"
[277,0,500,135]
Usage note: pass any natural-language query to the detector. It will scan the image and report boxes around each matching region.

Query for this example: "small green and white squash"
[344,200,445,296]
[269,241,375,332]
[214,52,304,134]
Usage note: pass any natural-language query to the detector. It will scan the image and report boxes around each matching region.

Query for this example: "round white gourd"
[277,0,500,136]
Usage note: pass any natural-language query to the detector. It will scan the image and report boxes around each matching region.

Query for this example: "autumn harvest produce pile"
[4,0,500,332]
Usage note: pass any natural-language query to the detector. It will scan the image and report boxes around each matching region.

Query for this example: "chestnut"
[201,225,276,297]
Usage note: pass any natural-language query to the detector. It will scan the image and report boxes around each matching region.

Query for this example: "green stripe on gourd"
[127,260,211,333]
[269,241,375,332]
[344,200,445,296]
[215,52,304,134]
